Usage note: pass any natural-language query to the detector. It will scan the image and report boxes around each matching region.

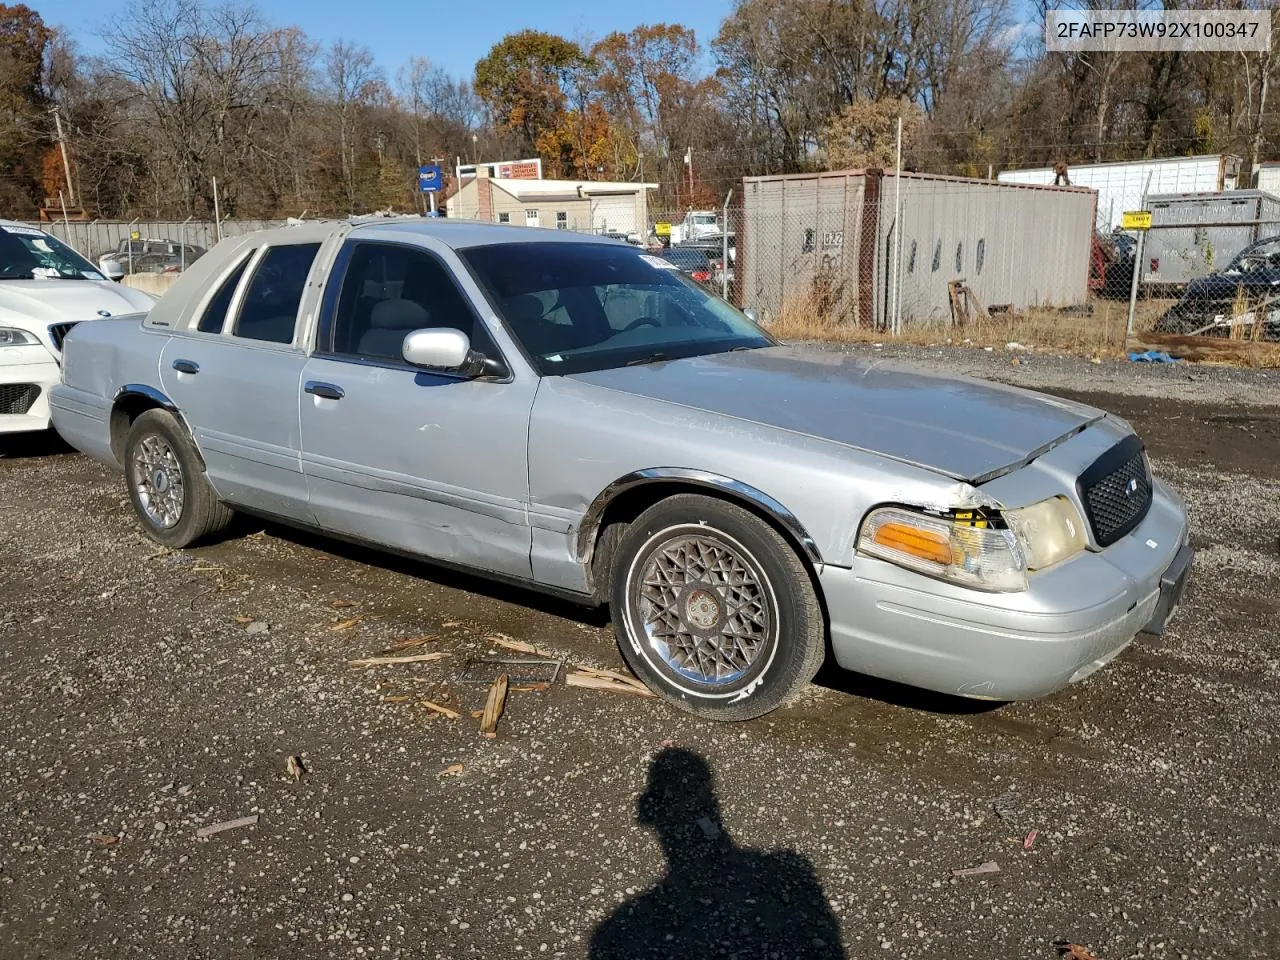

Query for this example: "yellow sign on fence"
[1121,210,1152,231]
[654,221,671,237]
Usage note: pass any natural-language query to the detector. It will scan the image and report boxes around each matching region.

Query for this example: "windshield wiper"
[625,352,673,367]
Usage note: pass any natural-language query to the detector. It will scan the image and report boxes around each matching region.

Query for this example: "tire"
[123,409,233,548]
[608,494,825,721]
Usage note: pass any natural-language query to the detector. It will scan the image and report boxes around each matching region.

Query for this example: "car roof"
[197,216,631,255]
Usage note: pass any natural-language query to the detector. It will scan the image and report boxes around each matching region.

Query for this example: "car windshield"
[0,226,103,280]
[461,242,772,375]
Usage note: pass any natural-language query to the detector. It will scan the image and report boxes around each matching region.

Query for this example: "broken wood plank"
[479,673,509,738]
[347,652,450,668]
[384,634,440,652]
[486,634,544,656]
[195,814,259,839]
[565,669,657,698]
[419,699,460,720]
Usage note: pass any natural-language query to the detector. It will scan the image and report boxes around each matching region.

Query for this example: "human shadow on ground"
[590,747,846,960]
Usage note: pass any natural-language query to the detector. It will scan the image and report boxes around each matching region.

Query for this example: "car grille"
[0,383,40,415]
[48,321,80,351]
[1077,435,1153,547]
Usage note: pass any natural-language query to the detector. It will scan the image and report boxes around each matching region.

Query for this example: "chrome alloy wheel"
[130,434,185,529]
[631,530,774,686]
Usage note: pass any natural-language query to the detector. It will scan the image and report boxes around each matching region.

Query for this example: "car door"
[159,241,322,523]
[297,239,536,579]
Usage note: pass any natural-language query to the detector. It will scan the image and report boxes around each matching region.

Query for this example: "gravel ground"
[1,346,1277,960]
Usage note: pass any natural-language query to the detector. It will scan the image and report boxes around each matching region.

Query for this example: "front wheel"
[609,494,826,721]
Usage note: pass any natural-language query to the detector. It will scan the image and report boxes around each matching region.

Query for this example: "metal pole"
[891,115,903,334]
[1125,171,1154,338]
[52,106,75,207]
[212,176,222,242]
[429,190,437,215]
[721,189,733,300]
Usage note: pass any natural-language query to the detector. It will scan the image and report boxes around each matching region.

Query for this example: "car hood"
[0,279,153,337]
[1184,269,1280,299]
[567,345,1104,482]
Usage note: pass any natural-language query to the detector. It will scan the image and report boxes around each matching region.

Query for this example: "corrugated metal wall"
[741,172,869,325]
[743,171,1094,327]
[883,173,1095,323]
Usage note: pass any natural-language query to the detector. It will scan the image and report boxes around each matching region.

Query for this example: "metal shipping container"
[1142,190,1280,288]
[741,170,1095,326]
[998,155,1241,231]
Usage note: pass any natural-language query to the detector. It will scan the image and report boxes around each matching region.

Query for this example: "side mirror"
[402,328,470,370]
[402,327,506,379]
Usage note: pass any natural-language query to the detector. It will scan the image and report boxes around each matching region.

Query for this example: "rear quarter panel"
[50,316,170,467]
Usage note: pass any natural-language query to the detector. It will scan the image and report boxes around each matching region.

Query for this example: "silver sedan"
[50,220,1192,719]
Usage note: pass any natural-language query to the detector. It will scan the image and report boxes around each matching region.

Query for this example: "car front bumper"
[0,344,60,435]
[820,481,1192,700]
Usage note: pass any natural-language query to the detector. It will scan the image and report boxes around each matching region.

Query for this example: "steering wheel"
[621,316,662,332]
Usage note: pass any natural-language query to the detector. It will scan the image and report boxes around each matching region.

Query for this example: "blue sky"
[35,0,735,80]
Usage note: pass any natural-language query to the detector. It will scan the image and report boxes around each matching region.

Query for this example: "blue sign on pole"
[417,164,443,193]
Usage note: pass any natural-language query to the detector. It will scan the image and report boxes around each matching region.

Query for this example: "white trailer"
[998,155,1241,231]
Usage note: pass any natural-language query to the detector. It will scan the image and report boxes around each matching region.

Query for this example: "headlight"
[858,506,1027,592]
[1003,496,1088,571]
[0,327,37,346]
[858,496,1090,593]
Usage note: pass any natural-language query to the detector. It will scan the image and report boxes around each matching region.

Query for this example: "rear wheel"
[609,494,825,721]
[124,409,233,548]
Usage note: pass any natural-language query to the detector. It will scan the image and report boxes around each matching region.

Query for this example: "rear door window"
[232,243,321,345]
[196,255,252,333]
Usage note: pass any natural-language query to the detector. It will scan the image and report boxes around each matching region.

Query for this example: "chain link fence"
[22,219,287,277]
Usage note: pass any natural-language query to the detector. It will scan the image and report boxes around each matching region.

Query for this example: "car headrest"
[503,294,547,324]
[369,299,430,330]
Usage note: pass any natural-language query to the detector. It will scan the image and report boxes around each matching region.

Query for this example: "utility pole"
[51,106,75,207]
[685,147,694,204]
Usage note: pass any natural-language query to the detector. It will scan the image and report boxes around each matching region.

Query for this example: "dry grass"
[766,288,1280,368]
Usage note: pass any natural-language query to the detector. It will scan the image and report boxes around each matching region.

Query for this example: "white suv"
[0,221,155,435]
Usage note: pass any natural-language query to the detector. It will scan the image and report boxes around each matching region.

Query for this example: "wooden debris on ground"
[384,634,439,652]
[510,682,550,693]
[331,614,379,632]
[419,699,460,720]
[486,634,545,656]
[347,652,450,668]
[195,814,259,839]
[285,755,305,782]
[440,763,465,777]
[479,673,509,738]
[1055,943,1103,960]
[565,666,657,699]
[950,860,1000,878]
[330,599,357,608]
[89,833,119,846]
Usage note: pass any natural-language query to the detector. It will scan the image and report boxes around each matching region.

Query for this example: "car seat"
[357,299,430,359]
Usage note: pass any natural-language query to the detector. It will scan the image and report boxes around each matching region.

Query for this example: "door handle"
[171,359,199,374]
[304,381,345,400]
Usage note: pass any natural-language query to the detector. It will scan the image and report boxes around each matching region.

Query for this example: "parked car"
[660,246,714,285]
[1154,234,1280,338]
[96,238,205,280]
[0,221,155,435]
[50,221,1192,719]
